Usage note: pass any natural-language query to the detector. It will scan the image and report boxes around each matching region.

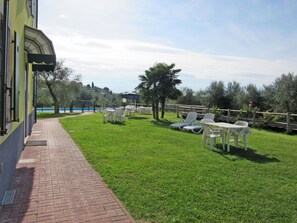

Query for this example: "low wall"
[0,110,35,202]
[0,122,24,202]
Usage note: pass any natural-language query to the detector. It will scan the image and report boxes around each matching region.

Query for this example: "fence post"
[252,110,256,126]
[286,112,291,133]
[227,109,230,123]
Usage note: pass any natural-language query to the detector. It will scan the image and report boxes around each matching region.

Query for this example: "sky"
[38,0,297,93]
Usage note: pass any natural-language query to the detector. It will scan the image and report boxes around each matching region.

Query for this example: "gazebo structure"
[121,92,140,107]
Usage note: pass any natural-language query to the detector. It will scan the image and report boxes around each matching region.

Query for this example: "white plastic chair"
[125,105,135,117]
[111,108,123,122]
[170,112,197,130]
[231,121,250,150]
[203,113,215,120]
[202,123,225,151]
[103,109,115,123]
[119,109,127,122]
[234,121,248,127]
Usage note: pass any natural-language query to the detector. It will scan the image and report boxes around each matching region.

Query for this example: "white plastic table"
[202,122,251,152]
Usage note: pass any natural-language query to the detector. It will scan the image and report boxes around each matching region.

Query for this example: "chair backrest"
[200,118,215,124]
[234,121,248,127]
[202,125,212,136]
[126,105,135,111]
[200,119,216,135]
[185,112,197,124]
[115,109,123,116]
[203,113,215,120]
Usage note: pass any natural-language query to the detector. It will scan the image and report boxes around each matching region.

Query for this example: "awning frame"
[24,25,56,72]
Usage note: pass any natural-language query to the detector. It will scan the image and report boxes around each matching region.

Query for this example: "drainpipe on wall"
[34,71,37,123]
[35,0,38,122]
[36,0,38,28]
[0,0,9,135]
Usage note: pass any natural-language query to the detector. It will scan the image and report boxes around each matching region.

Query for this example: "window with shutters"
[5,27,12,125]
[13,31,20,122]
[27,0,36,17]
[0,15,13,135]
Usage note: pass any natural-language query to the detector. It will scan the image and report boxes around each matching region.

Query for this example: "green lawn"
[60,112,297,223]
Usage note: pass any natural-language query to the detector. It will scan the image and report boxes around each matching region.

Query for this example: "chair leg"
[234,135,239,147]
[203,136,207,147]
[243,135,247,151]
[209,138,214,151]
[210,137,218,151]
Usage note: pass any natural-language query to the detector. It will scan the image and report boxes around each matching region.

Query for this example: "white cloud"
[58,14,68,19]
[41,28,297,92]
[38,0,297,92]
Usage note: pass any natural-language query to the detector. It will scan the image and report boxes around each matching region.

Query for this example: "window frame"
[13,31,20,122]
[27,0,36,18]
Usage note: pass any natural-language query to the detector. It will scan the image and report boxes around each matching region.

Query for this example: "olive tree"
[38,60,81,114]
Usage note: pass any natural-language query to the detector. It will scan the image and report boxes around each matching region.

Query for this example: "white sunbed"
[181,113,215,134]
[170,112,198,130]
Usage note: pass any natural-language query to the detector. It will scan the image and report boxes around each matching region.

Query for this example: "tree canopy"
[37,60,81,114]
[37,60,122,113]
[176,72,297,114]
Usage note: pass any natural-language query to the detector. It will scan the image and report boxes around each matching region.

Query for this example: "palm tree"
[157,63,182,118]
[136,63,182,119]
[136,68,158,118]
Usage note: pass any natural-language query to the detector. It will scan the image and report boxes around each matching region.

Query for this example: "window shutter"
[13,31,19,121]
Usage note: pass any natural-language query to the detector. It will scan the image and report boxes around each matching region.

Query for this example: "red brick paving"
[0,118,135,223]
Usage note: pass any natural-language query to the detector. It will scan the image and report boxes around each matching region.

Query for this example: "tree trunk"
[70,101,73,113]
[152,103,155,118]
[161,98,166,118]
[46,81,60,114]
[154,99,159,120]
[81,102,85,113]
[54,101,60,114]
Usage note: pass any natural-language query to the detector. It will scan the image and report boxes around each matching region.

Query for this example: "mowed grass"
[60,112,297,223]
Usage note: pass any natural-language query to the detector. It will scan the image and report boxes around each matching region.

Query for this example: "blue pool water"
[37,107,96,112]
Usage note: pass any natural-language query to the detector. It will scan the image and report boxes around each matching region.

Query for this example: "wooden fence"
[165,104,297,133]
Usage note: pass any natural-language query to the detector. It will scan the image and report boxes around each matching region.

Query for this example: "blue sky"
[39,0,297,93]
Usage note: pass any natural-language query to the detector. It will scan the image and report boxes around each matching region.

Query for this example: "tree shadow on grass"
[109,122,126,125]
[212,145,280,163]
[151,119,172,129]
[128,116,149,120]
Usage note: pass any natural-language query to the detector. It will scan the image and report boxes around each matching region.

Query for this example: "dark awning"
[24,25,56,72]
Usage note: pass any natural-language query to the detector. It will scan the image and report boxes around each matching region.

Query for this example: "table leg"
[222,134,225,151]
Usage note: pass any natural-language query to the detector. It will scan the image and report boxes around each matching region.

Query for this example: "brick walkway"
[0,118,135,223]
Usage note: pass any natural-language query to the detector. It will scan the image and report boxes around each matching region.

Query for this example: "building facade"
[121,92,141,106]
[0,0,55,202]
